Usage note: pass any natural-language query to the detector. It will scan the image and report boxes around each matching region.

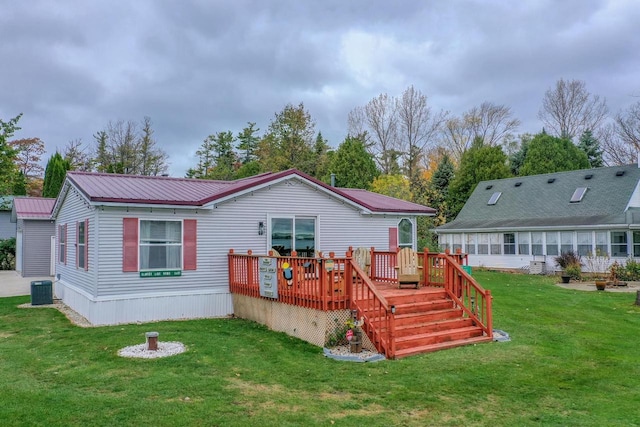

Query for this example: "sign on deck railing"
[259,257,278,299]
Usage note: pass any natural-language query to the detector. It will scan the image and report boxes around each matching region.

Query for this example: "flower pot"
[595,280,607,291]
[561,275,571,284]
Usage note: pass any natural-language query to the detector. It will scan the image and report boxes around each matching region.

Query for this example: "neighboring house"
[52,169,434,325]
[436,164,640,272]
[0,196,17,240]
[11,197,57,277]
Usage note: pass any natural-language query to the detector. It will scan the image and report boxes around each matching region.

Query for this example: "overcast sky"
[2,0,639,176]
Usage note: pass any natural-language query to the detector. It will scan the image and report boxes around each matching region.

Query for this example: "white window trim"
[139,219,184,271]
[398,218,415,251]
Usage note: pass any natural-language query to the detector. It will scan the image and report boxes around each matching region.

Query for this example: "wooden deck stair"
[371,285,491,359]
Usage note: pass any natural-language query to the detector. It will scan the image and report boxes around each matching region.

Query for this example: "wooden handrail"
[350,260,396,358]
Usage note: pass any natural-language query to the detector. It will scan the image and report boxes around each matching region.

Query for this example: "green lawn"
[1,271,639,426]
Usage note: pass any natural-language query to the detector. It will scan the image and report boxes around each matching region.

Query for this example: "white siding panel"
[21,220,55,277]
[55,280,232,325]
[55,187,97,295]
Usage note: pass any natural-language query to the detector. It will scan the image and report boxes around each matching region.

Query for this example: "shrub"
[564,263,582,280]
[554,250,582,270]
[0,238,16,270]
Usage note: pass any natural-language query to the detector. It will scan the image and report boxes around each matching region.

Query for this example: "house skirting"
[232,294,375,350]
[54,281,234,326]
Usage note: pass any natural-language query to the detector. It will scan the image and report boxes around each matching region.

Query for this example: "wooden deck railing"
[228,249,350,311]
[350,259,395,357]
[229,247,492,355]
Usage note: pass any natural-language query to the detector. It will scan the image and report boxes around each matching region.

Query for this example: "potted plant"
[554,251,582,283]
[585,249,610,290]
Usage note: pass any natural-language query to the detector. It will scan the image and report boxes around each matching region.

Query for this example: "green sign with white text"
[140,270,182,278]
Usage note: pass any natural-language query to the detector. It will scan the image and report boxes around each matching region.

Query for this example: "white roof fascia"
[436,223,631,234]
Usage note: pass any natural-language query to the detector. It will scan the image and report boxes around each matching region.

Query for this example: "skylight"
[547,178,555,183]
[570,187,588,203]
[485,185,493,190]
[487,192,502,205]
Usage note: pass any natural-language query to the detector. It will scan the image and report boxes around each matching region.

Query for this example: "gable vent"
[616,170,625,177]
[585,174,593,180]
[487,191,502,205]
[547,178,556,183]
[514,182,522,187]
[570,187,588,203]
[485,185,493,190]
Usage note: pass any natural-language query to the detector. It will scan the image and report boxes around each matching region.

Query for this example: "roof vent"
[570,187,588,203]
[616,170,625,177]
[547,178,556,183]
[585,174,593,180]
[485,185,493,190]
[487,192,502,205]
[514,182,522,187]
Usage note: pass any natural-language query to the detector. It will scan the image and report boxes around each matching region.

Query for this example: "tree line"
[2,77,640,248]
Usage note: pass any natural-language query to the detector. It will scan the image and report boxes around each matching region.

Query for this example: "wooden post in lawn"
[636,290,640,306]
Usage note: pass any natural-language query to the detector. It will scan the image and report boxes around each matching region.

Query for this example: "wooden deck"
[229,248,493,359]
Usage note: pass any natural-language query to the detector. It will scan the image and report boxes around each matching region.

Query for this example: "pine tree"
[43,153,70,198]
[577,129,604,168]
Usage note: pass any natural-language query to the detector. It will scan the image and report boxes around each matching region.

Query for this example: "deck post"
[485,290,493,338]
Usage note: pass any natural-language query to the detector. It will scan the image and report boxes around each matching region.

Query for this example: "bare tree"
[601,101,640,165]
[350,92,399,174]
[63,138,91,171]
[538,78,609,140]
[465,102,520,146]
[396,85,447,181]
[138,116,169,176]
[439,116,474,164]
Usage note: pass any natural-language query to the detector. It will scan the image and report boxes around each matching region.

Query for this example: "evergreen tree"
[12,171,27,195]
[447,138,512,219]
[428,154,455,223]
[519,133,590,176]
[0,114,21,195]
[43,153,70,198]
[236,122,260,164]
[577,129,604,168]
[326,136,379,189]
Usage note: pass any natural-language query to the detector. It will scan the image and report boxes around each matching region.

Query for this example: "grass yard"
[1,271,639,426]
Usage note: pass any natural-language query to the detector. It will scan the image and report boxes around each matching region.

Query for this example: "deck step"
[384,289,449,305]
[395,318,475,337]
[395,326,484,350]
[394,335,492,358]
[391,299,455,314]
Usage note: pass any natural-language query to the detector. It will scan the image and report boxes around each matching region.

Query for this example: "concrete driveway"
[0,271,54,297]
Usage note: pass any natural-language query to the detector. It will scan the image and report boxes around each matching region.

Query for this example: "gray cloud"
[1,0,638,176]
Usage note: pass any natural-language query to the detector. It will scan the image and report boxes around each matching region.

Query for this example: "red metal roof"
[13,197,56,219]
[65,170,435,214]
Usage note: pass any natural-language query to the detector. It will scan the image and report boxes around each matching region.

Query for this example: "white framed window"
[560,232,573,254]
[398,218,414,250]
[634,231,640,257]
[452,233,462,253]
[531,232,543,256]
[595,232,608,256]
[438,234,450,252]
[270,216,317,257]
[77,220,86,269]
[518,232,530,255]
[546,232,558,256]
[503,233,516,255]
[490,233,501,255]
[139,220,182,270]
[577,231,593,256]
[465,234,476,255]
[611,231,628,257]
[477,233,489,254]
[58,224,66,264]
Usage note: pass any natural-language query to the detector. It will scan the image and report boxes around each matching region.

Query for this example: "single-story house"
[52,169,434,325]
[436,164,640,272]
[11,197,56,277]
[0,196,17,240]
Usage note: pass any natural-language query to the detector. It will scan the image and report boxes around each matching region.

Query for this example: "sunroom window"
[611,231,628,257]
[140,220,182,270]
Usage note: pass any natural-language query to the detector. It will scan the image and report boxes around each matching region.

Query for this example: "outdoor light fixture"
[391,305,396,314]
[258,221,264,236]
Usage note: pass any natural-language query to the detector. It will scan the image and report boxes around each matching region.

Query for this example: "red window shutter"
[75,221,80,269]
[123,218,139,272]
[389,227,398,253]
[85,219,89,271]
[183,219,197,271]
[64,224,68,265]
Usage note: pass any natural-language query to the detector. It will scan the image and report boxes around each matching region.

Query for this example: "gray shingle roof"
[438,164,640,231]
